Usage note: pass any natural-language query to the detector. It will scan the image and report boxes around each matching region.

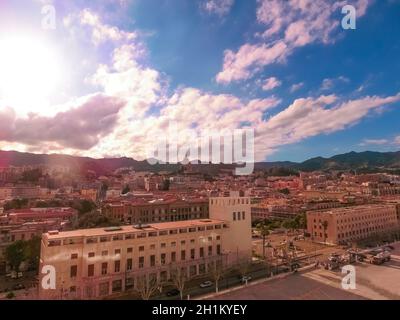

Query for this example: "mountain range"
[1,150,400,176]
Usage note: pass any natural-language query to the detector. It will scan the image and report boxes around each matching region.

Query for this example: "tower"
[209,195,252,264]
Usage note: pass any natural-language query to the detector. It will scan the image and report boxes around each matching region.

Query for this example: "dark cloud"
[0,93,125,149]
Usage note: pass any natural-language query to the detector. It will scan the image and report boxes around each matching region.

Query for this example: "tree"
[5,241,27,272]
[25,236,41,271]
[210,259,227,293]
[279,188,290,195]
[161,179,170,191]
[135,274,159,300]
[236,257,251,280]
[170,265,188,300]
[4,198,29,211]
[322,221,328,243]
[256,222,270,258]
[73,211,121,229]
[121,185,130,194]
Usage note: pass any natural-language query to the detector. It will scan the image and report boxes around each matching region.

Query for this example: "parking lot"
[210,241,400,300]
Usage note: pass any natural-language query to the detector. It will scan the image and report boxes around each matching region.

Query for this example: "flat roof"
[45,219,227,239]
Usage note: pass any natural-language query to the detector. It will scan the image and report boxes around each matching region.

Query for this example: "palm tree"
[322,221,328,243]
[256,222,270,258]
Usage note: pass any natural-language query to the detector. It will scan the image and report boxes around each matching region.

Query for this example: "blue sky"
[0,0,399,162]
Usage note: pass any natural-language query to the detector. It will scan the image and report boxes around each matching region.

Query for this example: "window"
[190,239,195,244]
[242,212,245,220]
[171,241,176,247]
[115,249,121,255]
[114,260,120,273]
[150,244,156,250]
[216,235,221,240]
[88,264,94,277]
[181,250,186,261]
[171,252,176,262]
[161,243,166,248]
[86,237,97,244]
[100,236,108,243]
[125,277,134,289]
[181,240,186,245]
[70,265,77,278]
[139,246,144,252]
[200,247,204,258]
[126,258,133,271]
[71,253,78,260]
[190,249,195,259]
[112,280,122,293]
[101,262,108,275]
[99,282,109,296]
[161,253,166,265]
[238,212,241,220]
[139,257,144,268]
[233,212,236,221]
[208,246,212,256]
[88,252,95,258]
[127,247,133,253]
[102,250,108,256]
[150,255,156,267]
[217,244,221,255]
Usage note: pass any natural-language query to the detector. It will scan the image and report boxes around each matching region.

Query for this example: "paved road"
[209,270,367,300]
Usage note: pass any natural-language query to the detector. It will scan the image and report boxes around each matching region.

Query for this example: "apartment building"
[102,198,209,224]
[38,196,252,299]
[306,204,399,245]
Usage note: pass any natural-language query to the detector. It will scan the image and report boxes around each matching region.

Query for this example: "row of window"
[233,211,246,221]
[210,199,250,205]
[68,261,222,297]
[70,245,222,278]
[70,236,222,260]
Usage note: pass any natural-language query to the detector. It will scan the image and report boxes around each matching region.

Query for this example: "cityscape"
[0,0,400,305]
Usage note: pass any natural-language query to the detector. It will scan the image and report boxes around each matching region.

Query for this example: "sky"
[0,0,399,162]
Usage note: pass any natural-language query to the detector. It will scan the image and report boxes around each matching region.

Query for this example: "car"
[12,284,25,290]
[241,275,252,283]
[166,289,180,297]
[199,281,213,288]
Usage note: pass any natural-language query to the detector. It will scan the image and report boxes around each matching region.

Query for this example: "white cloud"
[201,0,234,16]
[261,77,282,91]
[255,93,400,160]
[321,76,350,90]
[360,139,389,146]
[64,9,137,45]
[360,135,400,147]
[290,82,304,93]
[216,0,371,84]
[216,41,288,83]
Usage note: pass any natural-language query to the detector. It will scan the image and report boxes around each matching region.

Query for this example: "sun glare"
[0,34,62,115]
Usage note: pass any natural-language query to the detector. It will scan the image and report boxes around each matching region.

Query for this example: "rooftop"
[44,218,226,239]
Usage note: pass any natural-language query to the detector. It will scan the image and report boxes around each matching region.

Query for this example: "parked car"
[12,284,25,290]
[166,289,180,297]
[199,281,213,288]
